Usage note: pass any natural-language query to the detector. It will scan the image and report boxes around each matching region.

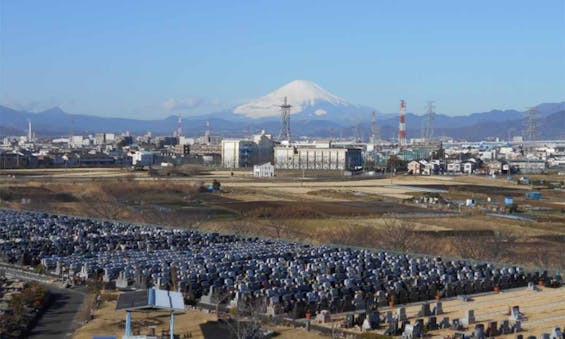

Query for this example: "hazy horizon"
[1,1,564,119]
[2,94,564,122]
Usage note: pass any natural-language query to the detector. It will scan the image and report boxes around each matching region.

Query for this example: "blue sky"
[1,0,564,118]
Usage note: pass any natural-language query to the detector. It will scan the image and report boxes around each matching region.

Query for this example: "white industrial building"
[221,131,274,168]
[509,159,546,173]
[274,142,363,171]
[70,135,84,148]
[131,151,159,166]
[94,133,115,145]
[253,162,275,177]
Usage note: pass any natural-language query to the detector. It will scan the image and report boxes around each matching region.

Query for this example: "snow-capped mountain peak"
[233,80,353,119]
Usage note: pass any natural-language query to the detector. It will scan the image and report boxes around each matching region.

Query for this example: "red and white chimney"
[398,99,406,146]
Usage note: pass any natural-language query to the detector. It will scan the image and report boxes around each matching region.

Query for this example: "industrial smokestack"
[28,119,32,141]
[398,100,406,146]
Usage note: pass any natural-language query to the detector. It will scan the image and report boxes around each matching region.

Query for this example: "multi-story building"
[221,131,274,168]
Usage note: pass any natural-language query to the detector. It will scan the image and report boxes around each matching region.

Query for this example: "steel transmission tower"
[525,107,538,142]
[176,113,183,137]
[424,101,435,142]
[279,96,292,142]
[370,111,380,146]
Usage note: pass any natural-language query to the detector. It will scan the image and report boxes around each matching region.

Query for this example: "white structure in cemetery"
[221,131,275,168]
[253,162,275,177]
[274,141,363,171]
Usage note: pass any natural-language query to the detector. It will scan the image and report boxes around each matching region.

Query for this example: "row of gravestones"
[59,259,558,298]
[201,284,448,320]
[193,278,540,319]
[451,325,561,339]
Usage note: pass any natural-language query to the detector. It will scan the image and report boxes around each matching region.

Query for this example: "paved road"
[27,285,86,339]
[1,263,87,338]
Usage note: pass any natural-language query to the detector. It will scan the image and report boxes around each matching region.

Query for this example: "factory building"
[131,151,160,167]
[274,142,363,171]
[221,131,274,168]
[94,133,115,145]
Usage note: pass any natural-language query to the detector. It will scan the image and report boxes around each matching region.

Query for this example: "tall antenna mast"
[278,96,292,142]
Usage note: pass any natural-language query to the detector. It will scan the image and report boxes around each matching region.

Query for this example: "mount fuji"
[232,80,373,122]
[1,77,563,140]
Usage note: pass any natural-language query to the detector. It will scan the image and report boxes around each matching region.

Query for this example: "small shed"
[525,191,542,200]
[253,162,275,177]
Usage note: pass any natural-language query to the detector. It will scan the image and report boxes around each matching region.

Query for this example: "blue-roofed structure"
[116,288,184,311]
[116,288,184,339]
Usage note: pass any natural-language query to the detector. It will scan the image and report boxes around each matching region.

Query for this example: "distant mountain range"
[1,80,564,141]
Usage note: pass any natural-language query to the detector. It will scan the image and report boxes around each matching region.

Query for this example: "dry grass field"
[1,168,564,270]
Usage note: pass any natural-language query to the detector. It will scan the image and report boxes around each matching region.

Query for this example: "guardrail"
[0,262,58,284]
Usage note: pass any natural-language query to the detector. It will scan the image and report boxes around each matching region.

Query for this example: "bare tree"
[377,219,418,252]
[483,231,519,262]
[221,296,265,339]
[327,224,368,247]
[450,231,520,263]
[532,245,552,269]
[450,235,487,260]
[85,196,126,220]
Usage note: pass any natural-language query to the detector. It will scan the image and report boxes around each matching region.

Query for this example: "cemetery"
[0,209,563,338]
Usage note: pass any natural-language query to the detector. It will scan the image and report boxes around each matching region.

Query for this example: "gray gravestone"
[397,307,407,322]
[433,301,443,315]
[463,309,475,325]
[116,271,128,289]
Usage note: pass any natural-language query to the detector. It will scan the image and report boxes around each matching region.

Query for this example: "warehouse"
[274,142,363,171]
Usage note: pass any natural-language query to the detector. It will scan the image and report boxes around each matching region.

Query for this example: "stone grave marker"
[463,309,475,325]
